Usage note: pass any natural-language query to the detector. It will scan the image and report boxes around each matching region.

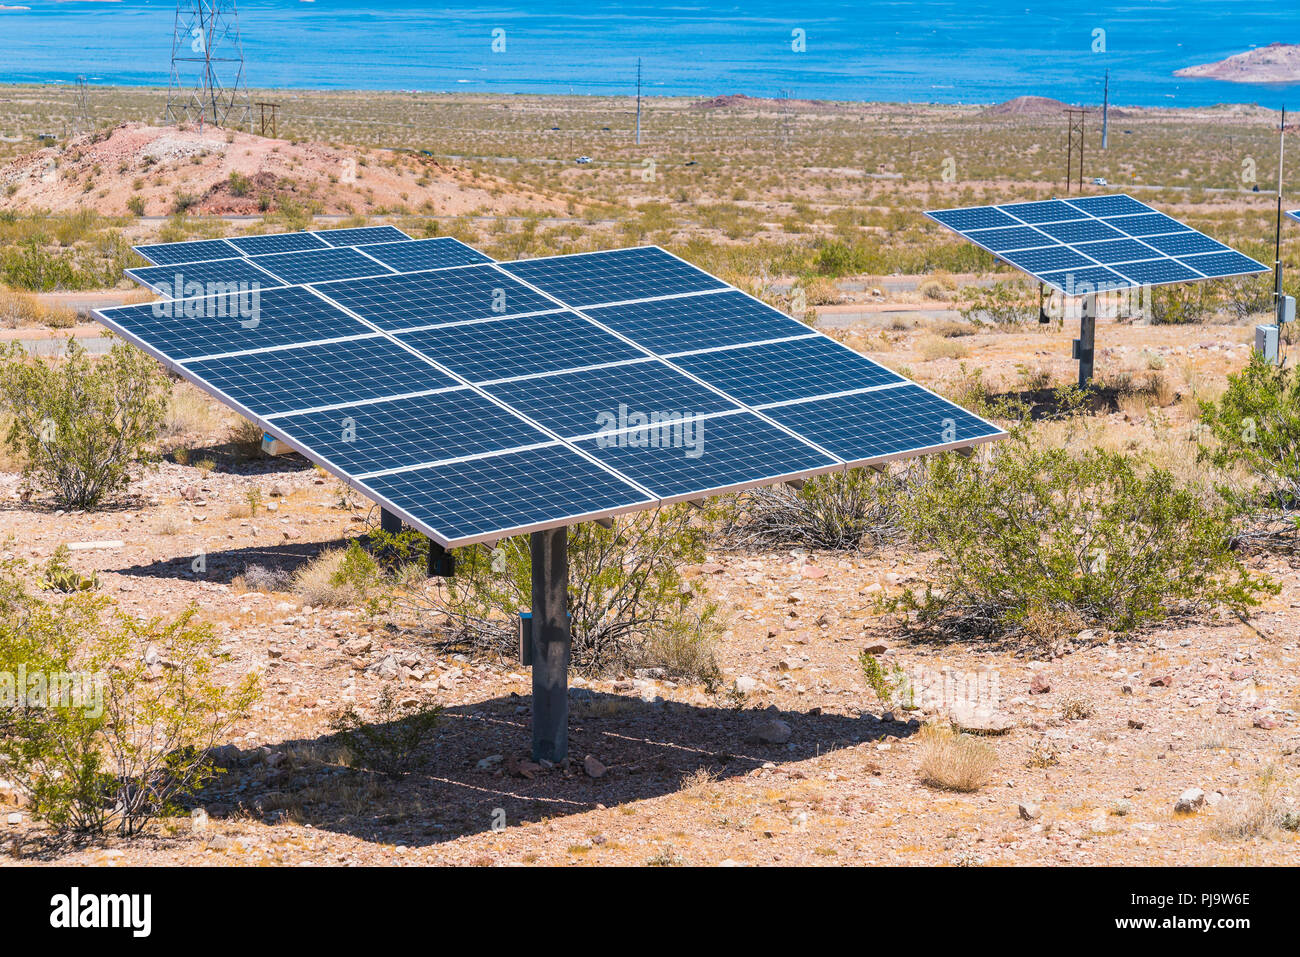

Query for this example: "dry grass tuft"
[917,723,997,792]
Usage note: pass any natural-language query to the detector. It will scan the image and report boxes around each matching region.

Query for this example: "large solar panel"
[99,233,1004,547]
[926,194,1269,294]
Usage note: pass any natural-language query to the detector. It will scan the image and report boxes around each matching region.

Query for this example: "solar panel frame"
[925,194,1269,294]
[1288,210,1300,223]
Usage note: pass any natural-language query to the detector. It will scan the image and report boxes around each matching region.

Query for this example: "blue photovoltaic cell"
[482,359,743,439]
[226,232,330,256]
[1038,265,1131,294]
[251,247,394,285]
[99,286,370,361]
[926,194,1267,293]
[1139,231,1230,257]
[583,290,810,355]
[126,258,284,296]
[315,265,556,331]
[1112,259,1201,285]
[360,443,653,543]
[314,226,411,247]
[397,311,645,384]
[183,336,460,416]
[501,247,728,307]
[134,238,241,266]
[574,410,837,499]
[360,237,494,273]
[1288,210,1300,223]
[1104,212,1188,237]
[763,384,1001,464]
[1000,246,1092,272]
[1064,194,1151,217]
[1001,200,1087,224]
[673,336,905,407]
[1178,250,1270,278]
[927,207,1019,231]
[269,388,548,475]
[1035,219,1126,244]
[1072,238,1161,264]
[963,225,1053,252]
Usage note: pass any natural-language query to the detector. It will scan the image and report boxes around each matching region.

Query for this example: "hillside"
[0,122,562,218]
[1175,42,1300,84]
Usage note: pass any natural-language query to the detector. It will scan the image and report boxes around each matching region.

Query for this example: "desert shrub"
[38,544,99,593]
[395,506,722,677]
[125,196,146,217]
[959,280,1037,326]
[860,650,911,708]
[894,439,1272,647]
[1148,283,1210,325]
[230,416,264,457]
[1199,353,1300,512]
[916,723,996,792]
[724,466,914,550]
[292,541,382,610]
[328,685,442,778]
[0,563,259,837]
[0,339,168,508]
[228,171,252,198]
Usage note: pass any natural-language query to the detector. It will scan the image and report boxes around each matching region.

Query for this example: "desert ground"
[0,88,1297,866]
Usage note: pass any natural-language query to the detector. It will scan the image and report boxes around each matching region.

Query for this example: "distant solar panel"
[926,194,1268,293]
[1286,210,1300,223]
[501,247,729,307]
[126,258,285,297]
[133,238,241,266]
[250,246,395,285]
[102,234,1004,546]
[360,237,494,273]
[313,225,411,247]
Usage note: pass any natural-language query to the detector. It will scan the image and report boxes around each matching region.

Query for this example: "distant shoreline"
[0,82,1290,115]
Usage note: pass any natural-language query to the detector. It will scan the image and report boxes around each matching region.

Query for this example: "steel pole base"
[530,527,570,763]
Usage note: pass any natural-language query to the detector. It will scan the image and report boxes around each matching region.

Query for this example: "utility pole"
[635,58,642,146]
[1065,108,1089,192]
[1101,70,1109,150]
[73,76,93,135]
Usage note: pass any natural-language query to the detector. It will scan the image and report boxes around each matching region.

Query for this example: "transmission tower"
[73,76,94,135]
[1064,108,1089,192]
[164,1,252,130]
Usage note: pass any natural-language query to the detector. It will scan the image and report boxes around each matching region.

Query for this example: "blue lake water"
[0,0,1297,108]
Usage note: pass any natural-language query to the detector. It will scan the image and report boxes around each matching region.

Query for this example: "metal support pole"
[379,508,402,535]
[427,539,454,577]
[530,527,569,763]
[1075,293,1097,386]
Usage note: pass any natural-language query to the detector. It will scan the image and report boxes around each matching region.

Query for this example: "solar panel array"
[99,234,1004,547]
[926,194,1268,294]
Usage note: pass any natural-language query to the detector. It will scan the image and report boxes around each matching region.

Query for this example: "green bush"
[1200,352,1300,511]
[391,506,722,678]
[894,440,1271,648]
[0,339,168,508]
[725,467,912,550]
[228,171,253,198]
[0,561,259,837]
[959,280,1038,326]
[328,685,442,778]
